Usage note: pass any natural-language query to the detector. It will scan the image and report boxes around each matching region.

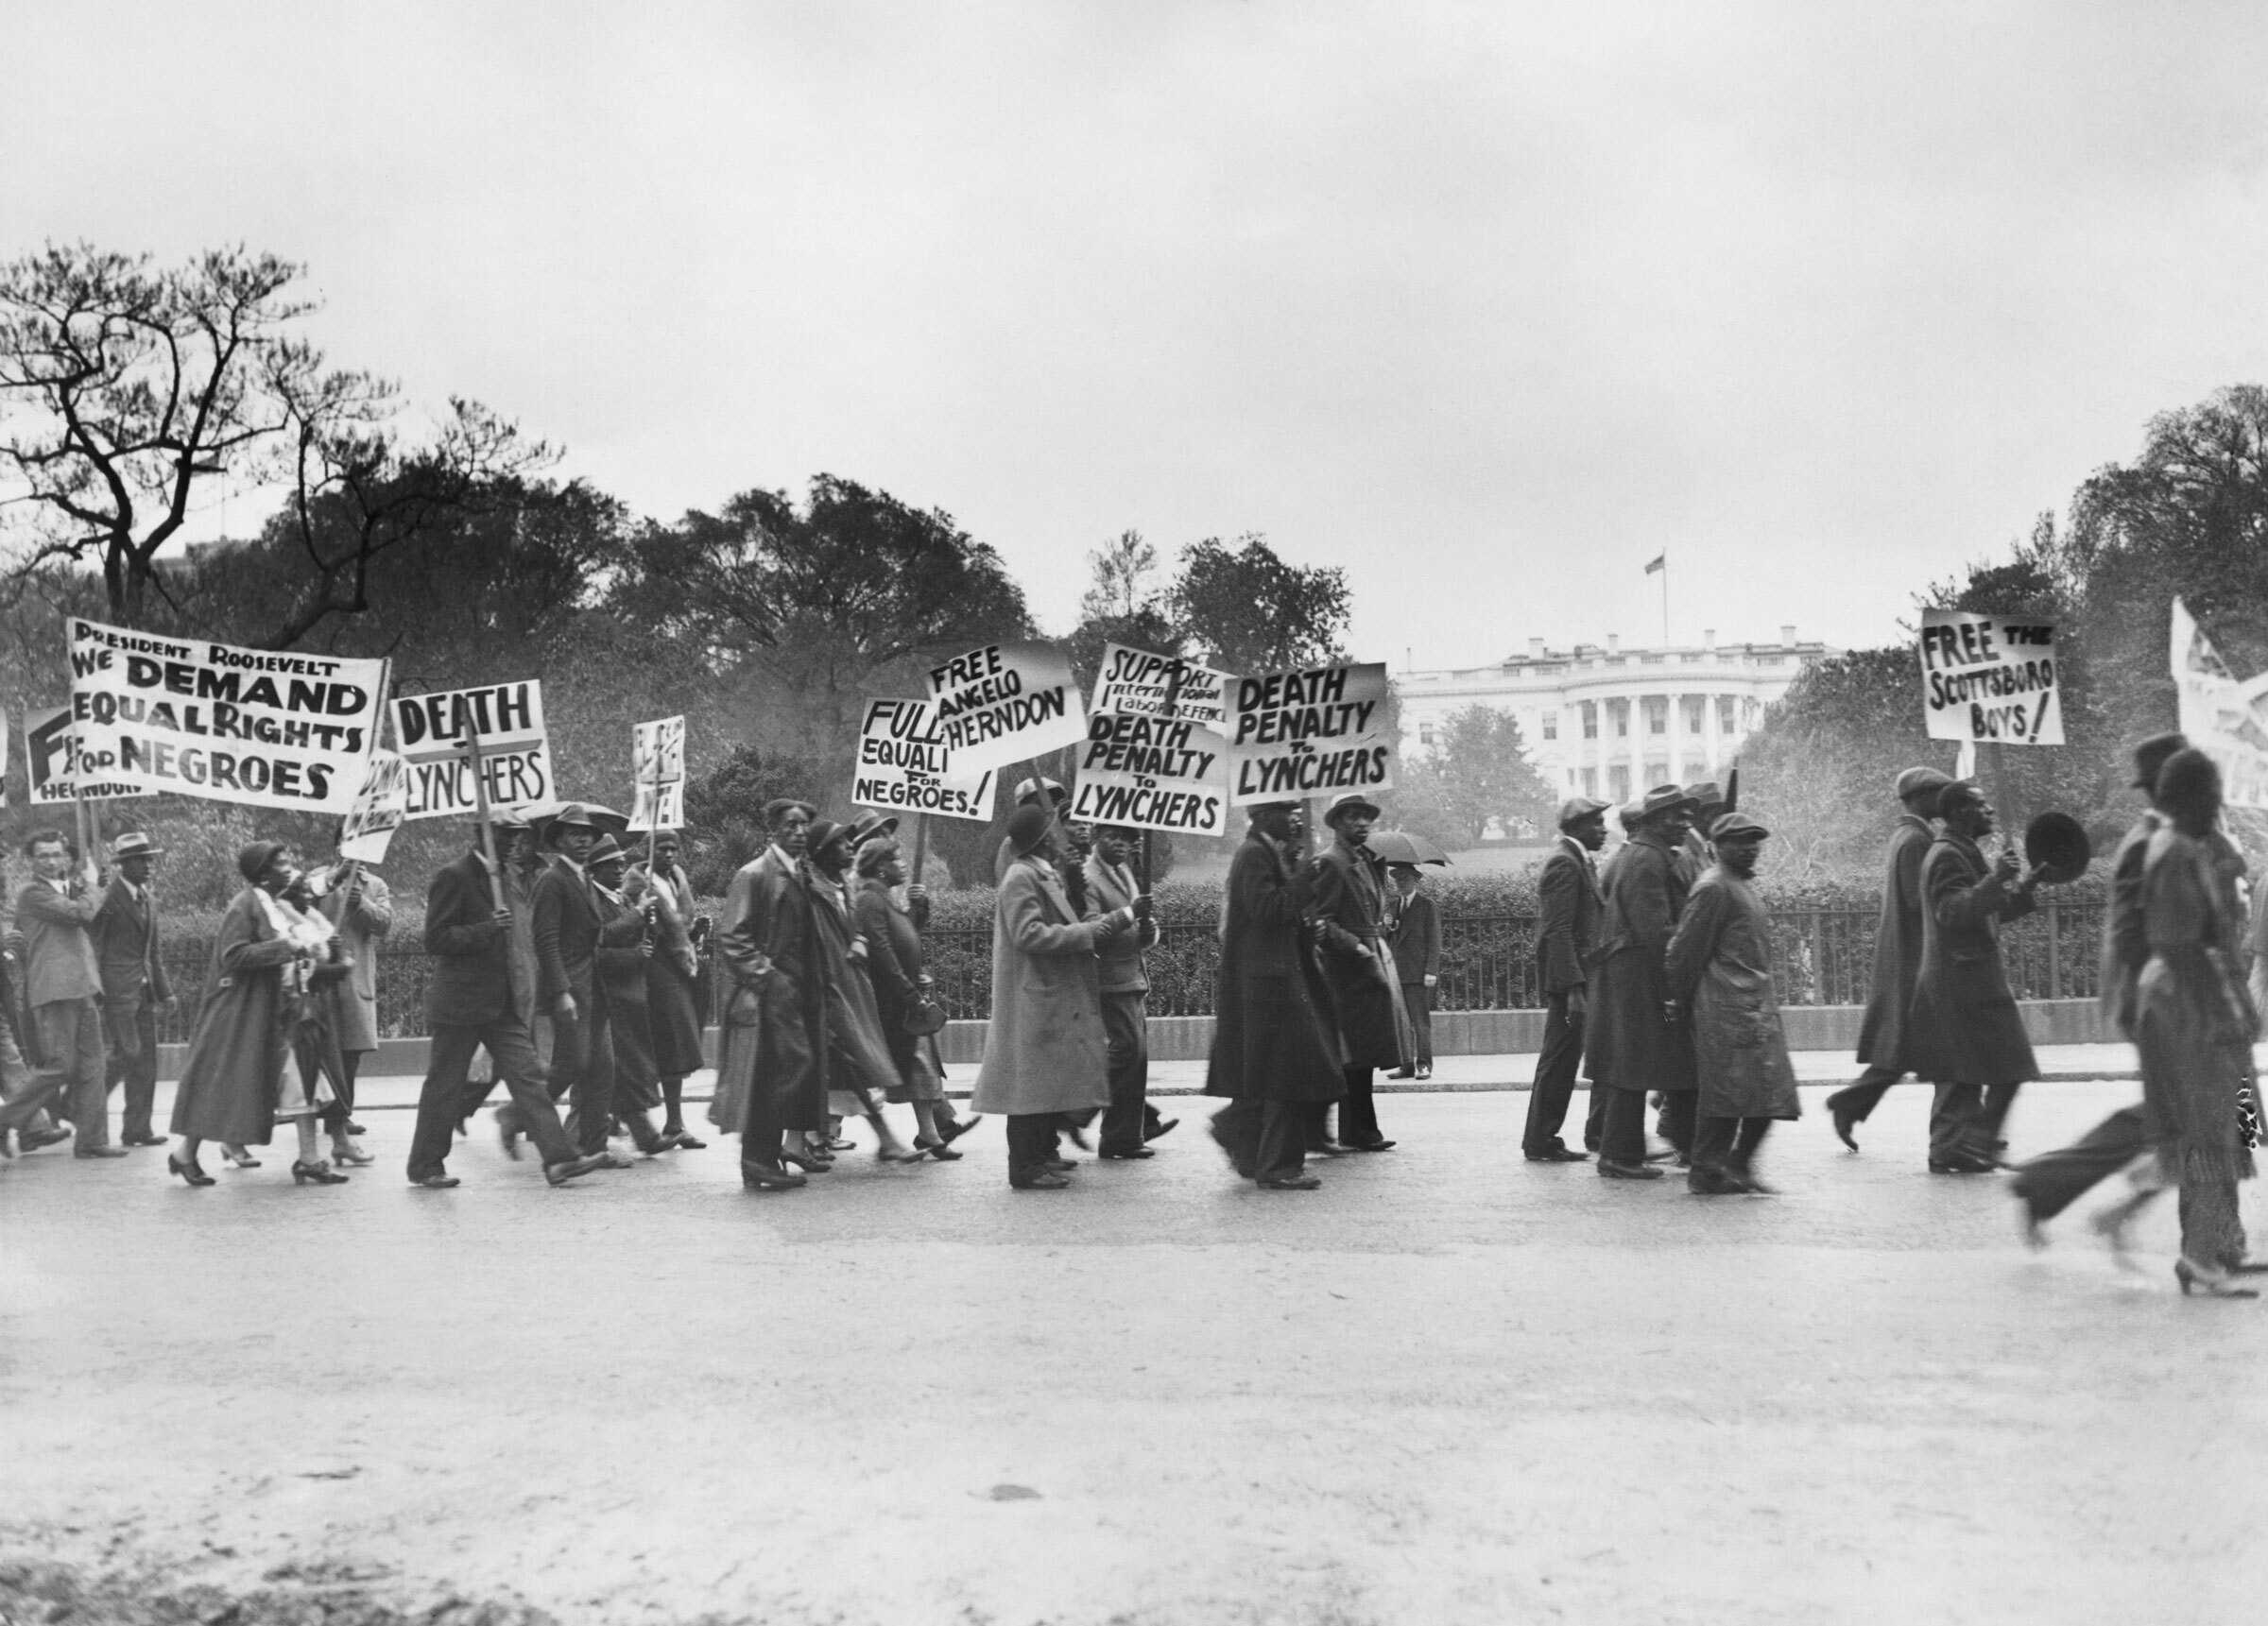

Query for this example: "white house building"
[1395,626,1833,805]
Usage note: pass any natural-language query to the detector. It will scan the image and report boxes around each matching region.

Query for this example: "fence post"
[2045,900,2062,1000]
[1809,910,1826,1005]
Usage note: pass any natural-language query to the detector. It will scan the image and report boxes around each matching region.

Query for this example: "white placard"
[1918,608,2063,745]
[25,704,153,804]
[1227,660,1395,806]
[851,697,996,821]
[628,714,686,831]
[921,641,1088,775]
[337,750,409,863]
[390,680,553,819]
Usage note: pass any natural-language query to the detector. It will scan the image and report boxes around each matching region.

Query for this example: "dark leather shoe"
[21,1125,70,1152]
[1143,1116,1178,1142]
[938,1115,982,1145]
[1044,1156,1076,1172]
[1524,1146,1589,1163]
[123,1133,167,1147]
[1347,1138,1396,1153]
[1258,1172,1322,1190]
[1598,1158,1664,1180]
[75,1146,129,1158]
[1011,1171,1071,1190]
[1099,1146,1155,1159]
[410,1173,461,1189]
[1830,1103,1860,1152]
[1928,1155,1994,1173]
[1687,1167,1744,1195]
[545,1153,608,1186]
[1386,1067,1416,1079]
[740,1161,808,1190]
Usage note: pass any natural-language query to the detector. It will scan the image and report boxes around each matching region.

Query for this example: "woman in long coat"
[1205,802,1344,1189]
[2136,749,2260,1297]
[853,836,955,1156]
[168,843,350,1188]
[1665,814,1801,1193]
[315,857,391,1169]
[973,804,1127,1189]
[591,838,670,1156]
[633,830,708,1150]
[803,821,923,1164]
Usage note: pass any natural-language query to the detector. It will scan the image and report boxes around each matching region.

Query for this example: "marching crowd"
[1,738,2260,1296]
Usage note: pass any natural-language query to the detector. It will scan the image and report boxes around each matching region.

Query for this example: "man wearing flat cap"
[1582,784,1698,1178]
[1523,796,1608,1162]
[1308,790,1405,1152]
[1906,779,2040,1172]
[1665,813,1801,1192]
[92,831,175,1147]
[1825,766,1953,1152]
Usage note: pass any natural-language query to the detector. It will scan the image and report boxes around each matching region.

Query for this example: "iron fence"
[127,900,2108,1042]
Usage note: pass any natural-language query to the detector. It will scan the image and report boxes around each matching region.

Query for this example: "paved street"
[4,1078,2265,1625]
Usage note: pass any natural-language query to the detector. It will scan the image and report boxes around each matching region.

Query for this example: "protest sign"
[25,704,150,804]
[1088,644,1232,729]
[1227,660,1394,806]
[2171,597,2268,808]
[1918,608,2062,745]
[337,750,409,863]
[66,618,387,813]
[390,679,554,820]
[852,697,996,821]
[922,641,1087,775]
[628,714,687,831]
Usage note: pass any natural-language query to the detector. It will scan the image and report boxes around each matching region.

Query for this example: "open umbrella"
[1366,830,1451,866]
[528,801,631,845]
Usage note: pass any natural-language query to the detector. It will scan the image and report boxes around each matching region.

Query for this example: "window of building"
[1645,698,1667,735]
[1418,722,1435,746]
[1582,701,1598,739]
[1643,761,1668,788]
[1679,695,1705,735]
[1607,765,1630,801]
[1718,695,1737,735]
[1541,710,1558,741]
[1582,767,1598,796]
[1611,699,1630,738]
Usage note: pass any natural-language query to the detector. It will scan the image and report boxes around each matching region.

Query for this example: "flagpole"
[1660,550,1670,647]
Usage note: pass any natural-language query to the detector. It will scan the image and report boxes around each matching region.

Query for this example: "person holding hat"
[168,843,351,1188]
[1523,796,1608,1162]
[589,836,674,1157]
[629,830,708,1151]
[1825,766,1954,1152]
[973,801,1131,1189]
[405,816,605,1190]
[1205,801,1344,1189]
[2012,733,2200,1249]
[1665,813,1801,1192]
[1308,790,1404,1153]
[90,831,175,1148]
[1905,779,2040,1173]
[713,797,826,1189]
[16,829,118,1157]
[1582,784,1699,1179]
[532,804,645,1161]
[994,777,1072,884]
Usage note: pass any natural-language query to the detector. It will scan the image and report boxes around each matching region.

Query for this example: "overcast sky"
[9,1,2268,672]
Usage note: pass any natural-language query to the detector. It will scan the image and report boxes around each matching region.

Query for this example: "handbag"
[902,995,948,1037]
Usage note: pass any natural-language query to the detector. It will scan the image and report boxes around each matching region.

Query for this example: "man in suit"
[1825,767,1952,1151]
[91,831,175,1148]
[16,830,121,1157]
[405,813,602,1189]
[533,804,645,1159]
[1523,796,1607,1162]
[1582,784,1698,1179]
[714,797,823,1190]
[1906,780,2041,1172]
[1386,862,1440,1081]
[1085,824,1160,1159]
[314,853,392,1165]
[1309,790,1402,1153]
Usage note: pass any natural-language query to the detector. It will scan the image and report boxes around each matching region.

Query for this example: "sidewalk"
[258,1042,2148,1116]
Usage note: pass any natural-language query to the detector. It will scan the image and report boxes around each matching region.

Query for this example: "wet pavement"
[3,1079,2264,1625]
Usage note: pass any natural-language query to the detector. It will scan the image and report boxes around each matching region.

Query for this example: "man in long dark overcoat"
[1205,801,1345,1188]
[713,798,826,1190]
[1582,783,1697,1179]
[1523,796,1607,1162]
[405,814,601,1189]
[531,805,634,1158]
[1308,790,1402,1153]
[1906,780,2040,1172]
[1826,766,1951,1151]
[92,831,175,1148]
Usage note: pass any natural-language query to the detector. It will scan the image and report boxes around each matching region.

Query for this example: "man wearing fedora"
[92,831,175,1148]
[1308,789,1403,1153]
[1674,780,1727,891]
[1906,780,2040,1172]
[1085,823,1161,1159]
[408,813,604,1189]
[1826,766,1954,1152]
[713,797,825,1189]
[1582,784,1699,1178]
[532,803,645,1160]
[17,829,121,1156]
[1524,796,1608,1163]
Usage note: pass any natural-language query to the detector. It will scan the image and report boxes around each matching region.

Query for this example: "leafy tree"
[613,474,1033,755]
[1165,533,1348,674]
[1418,704,1555,845]
[1064,528,1183,689]
[678,743,830,894]
[0,243,544,642]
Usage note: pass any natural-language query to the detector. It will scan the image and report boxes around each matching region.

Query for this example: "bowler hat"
[1005,803,1057,857]
[1637,784,1697,821]
[236,840,287,883]
[110,831,163,861]
[1710,812,1770,843]
[1013,777,1069,807]
[1323,790,1382,826]
[1893,766,1953,809]
[1557,795,1609,830]
[2131,732,2190,791]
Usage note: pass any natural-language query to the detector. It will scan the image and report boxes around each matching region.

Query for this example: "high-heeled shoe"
[778,1145,833,1173]
[220,1145,261,1170]
[331,1141,376,1167]
[291,1159,350,1186]
[2174,1258,2259,1298]
[167,1154,215,1188]
[879,1144,929,1163]
[913,1135,962,1161]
